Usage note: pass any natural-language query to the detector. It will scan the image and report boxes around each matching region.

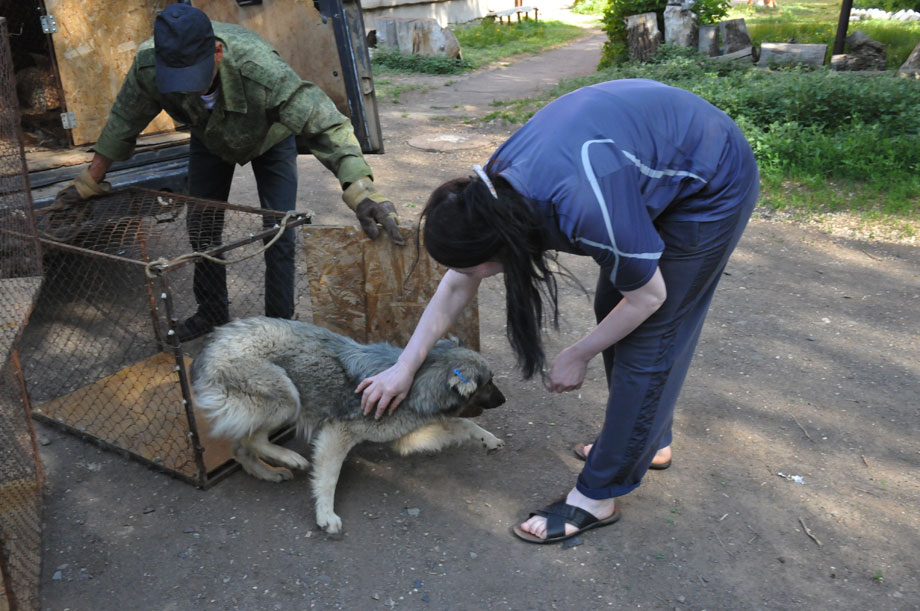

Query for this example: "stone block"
[625,12,661,62]
[664,4,698,48]
[898,41,920,78]
[375,17,461,58]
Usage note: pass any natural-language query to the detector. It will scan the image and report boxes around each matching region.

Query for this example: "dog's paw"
[259,466,295,482]
[276,451,310,471]
[316,512,343,534]
[480,433,504,452]
[239,461,294,483]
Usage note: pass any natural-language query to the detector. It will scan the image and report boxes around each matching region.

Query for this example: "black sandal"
[512,499,621,544]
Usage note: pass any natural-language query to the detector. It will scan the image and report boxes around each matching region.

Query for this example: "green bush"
[600,0,731,66]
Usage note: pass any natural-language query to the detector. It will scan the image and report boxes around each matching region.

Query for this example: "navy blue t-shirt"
[486,79,756,291]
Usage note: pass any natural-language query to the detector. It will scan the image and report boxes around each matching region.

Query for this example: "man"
[53,3,403,341]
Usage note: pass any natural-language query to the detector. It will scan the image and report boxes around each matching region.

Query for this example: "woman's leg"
[578,184,759,501]
[520,196,756,540]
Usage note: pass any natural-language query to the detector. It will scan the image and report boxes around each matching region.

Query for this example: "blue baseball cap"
[154,4,216,93]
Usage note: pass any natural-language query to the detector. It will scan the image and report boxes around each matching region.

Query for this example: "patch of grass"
[473,46,920,227]
[453,19,586,67]
[847,20,920,67]
[374,82,433,104]
[370,20,585,75]
[728,0,920,67]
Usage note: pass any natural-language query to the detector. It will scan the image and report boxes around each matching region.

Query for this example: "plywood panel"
[305,225,479,351]
[304,226,367,340]
[363,228,479,351]
[45,0,176,146]
[196,0,349,114]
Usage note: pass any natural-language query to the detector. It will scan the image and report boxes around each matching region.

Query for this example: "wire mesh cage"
[1,15,45,611]
[21,188,312,488]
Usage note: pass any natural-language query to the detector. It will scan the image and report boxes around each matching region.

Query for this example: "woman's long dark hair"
[421,174,559,379]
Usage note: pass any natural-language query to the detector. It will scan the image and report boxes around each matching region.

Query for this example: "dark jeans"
[186,135,298,321]
[576,168,760,500]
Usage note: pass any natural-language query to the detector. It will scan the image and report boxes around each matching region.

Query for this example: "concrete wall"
[362,0,495,29]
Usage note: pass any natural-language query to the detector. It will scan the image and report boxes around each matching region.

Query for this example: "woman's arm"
[358,269,483,418]
[546,266,667,392]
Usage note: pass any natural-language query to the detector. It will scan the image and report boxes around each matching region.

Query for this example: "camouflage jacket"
[94,22,372,187]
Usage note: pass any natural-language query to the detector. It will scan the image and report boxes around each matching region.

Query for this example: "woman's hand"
[357,361,415,420]
[543,267,667,394]
[545,346,590,393]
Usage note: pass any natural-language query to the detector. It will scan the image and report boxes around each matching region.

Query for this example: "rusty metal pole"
[833,0,854,56]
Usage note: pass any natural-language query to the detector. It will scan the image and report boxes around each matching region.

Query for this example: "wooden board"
[44,0,177,146]
[33,352,233,478]
[43,0,353,147]
[195,0,349,115]
[305,225,480,351]
[758,43,827,67]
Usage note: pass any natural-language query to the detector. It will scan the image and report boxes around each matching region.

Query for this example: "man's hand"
[46,168,111,241]
[343,177,405,245]
[66,167,111,200]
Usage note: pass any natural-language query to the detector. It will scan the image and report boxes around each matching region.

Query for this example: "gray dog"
[190,317,506,533]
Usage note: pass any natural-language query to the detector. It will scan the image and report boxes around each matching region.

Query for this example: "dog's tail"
[191,356,302,440]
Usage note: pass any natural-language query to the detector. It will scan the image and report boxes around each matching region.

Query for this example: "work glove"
[343,177,405,246]
[45,168,111,241]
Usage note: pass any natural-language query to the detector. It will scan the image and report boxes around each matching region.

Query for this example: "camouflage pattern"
[94,22,372,187]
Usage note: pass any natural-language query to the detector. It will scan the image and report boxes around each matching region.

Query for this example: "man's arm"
[93,46,165,163]
[273,71,403,244]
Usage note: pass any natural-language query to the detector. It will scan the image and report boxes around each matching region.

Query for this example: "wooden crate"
[41,0,369,146]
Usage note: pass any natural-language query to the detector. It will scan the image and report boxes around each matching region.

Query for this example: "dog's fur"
[190,317,506,533]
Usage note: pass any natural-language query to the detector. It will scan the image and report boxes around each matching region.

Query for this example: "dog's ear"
[448,367,477,397]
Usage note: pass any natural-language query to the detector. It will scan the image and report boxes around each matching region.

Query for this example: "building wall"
[361,0,494,29]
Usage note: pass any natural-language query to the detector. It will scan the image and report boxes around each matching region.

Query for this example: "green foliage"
[694,0,732,25]
[572,0,610,15]
[371,49,474,75]
[600,0,666,67]
[599,0,730,66]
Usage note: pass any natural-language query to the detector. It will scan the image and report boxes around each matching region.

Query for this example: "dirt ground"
[33,17,920,611]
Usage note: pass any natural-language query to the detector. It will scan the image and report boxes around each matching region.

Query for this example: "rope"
[144,210,305,278]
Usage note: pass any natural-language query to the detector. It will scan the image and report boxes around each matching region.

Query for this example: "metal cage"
[1,15,46,611]
[20,188,311,488]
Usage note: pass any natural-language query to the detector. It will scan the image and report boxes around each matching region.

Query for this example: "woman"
[358,79,760,544]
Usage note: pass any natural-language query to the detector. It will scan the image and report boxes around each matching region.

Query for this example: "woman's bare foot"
[580,444,672,467]
[517,487,616,540]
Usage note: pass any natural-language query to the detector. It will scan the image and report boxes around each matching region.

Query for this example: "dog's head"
[427,339,505,417]
[411,338,506,418]
[448,367,506,418]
